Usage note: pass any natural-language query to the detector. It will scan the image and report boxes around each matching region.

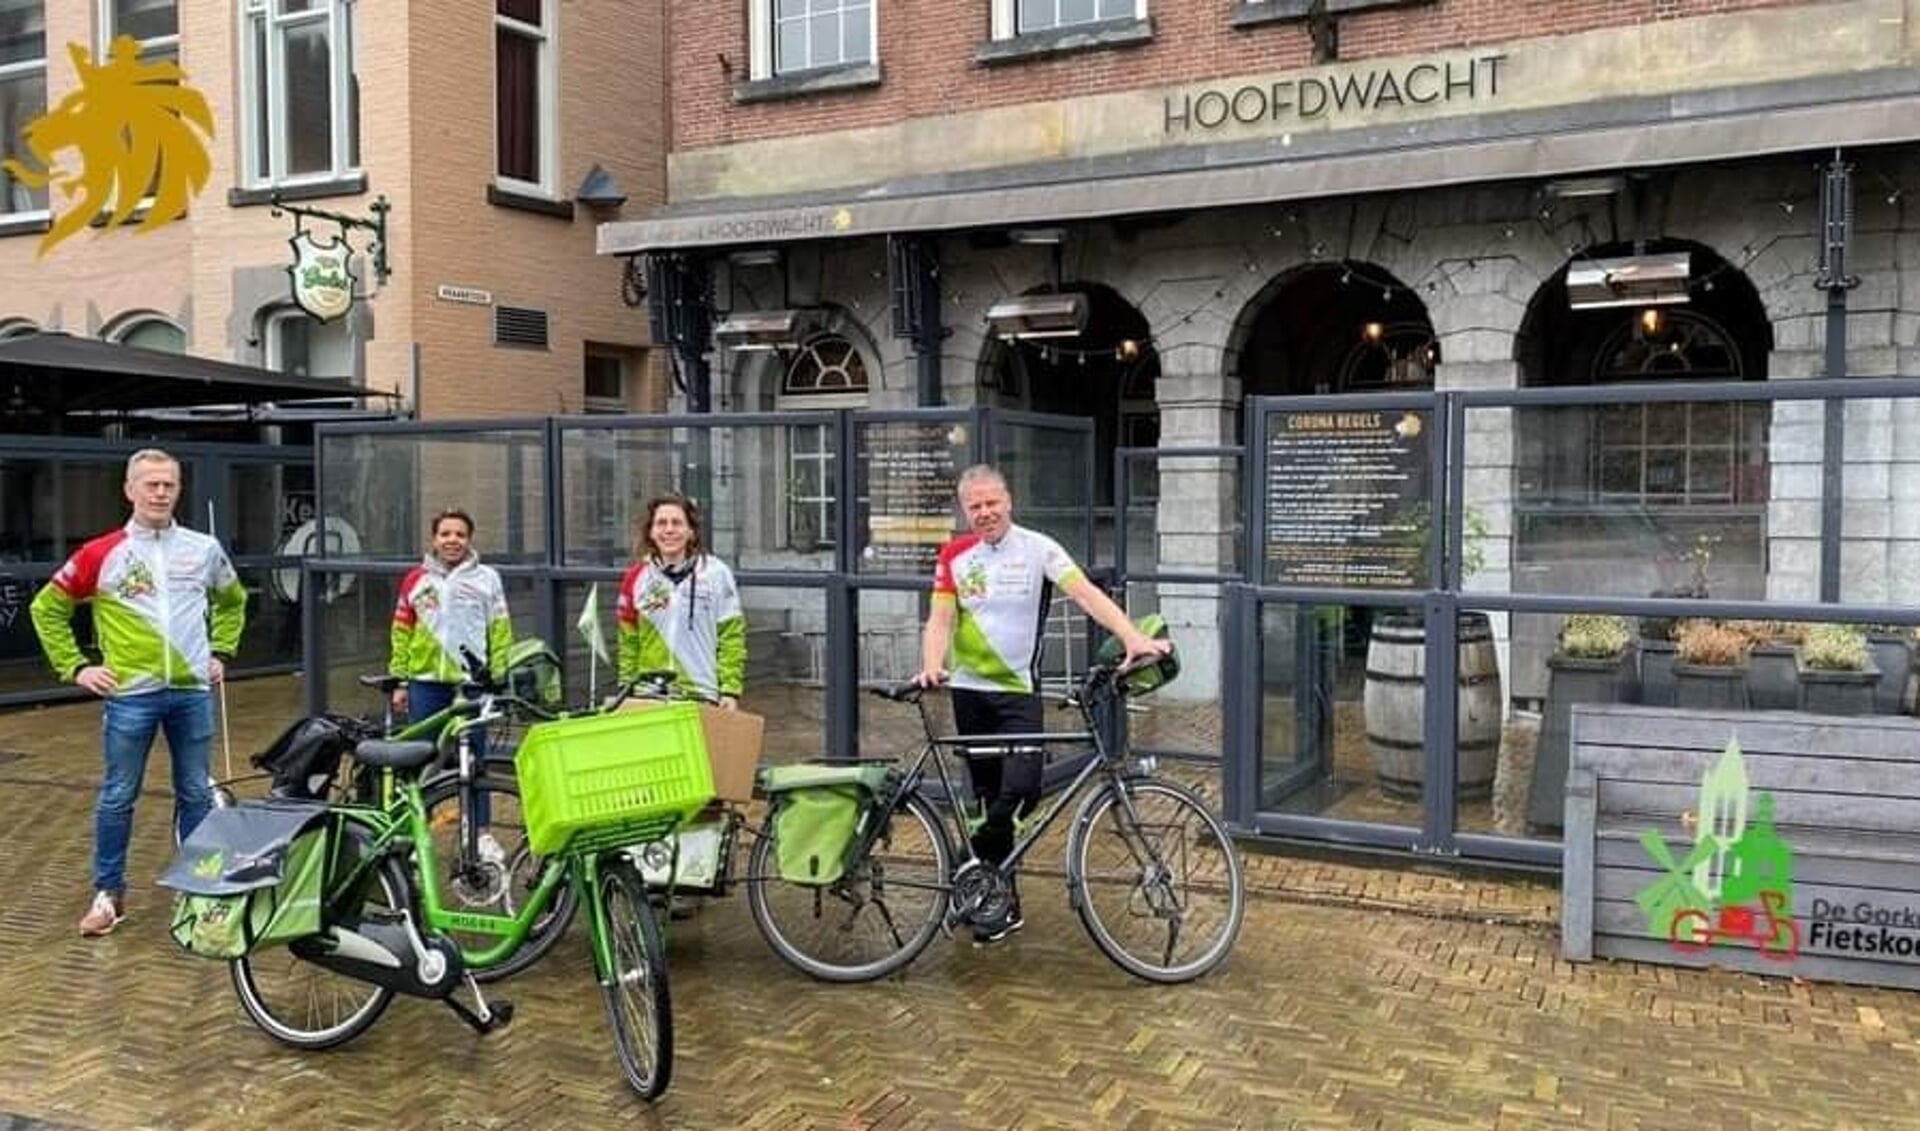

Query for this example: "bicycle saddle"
[358,674,405,694]
[353,739,439,770]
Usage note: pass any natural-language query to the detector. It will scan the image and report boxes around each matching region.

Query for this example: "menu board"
[1263,409,1431,588]
[859,421,965,574]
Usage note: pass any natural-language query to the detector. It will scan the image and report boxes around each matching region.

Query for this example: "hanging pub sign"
[287,231,356,322]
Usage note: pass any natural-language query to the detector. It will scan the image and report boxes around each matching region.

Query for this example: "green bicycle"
[226,658,711,1100]
[253,645,581,985]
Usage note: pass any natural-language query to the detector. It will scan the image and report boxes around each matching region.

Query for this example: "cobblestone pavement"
[1,679,1918,1131]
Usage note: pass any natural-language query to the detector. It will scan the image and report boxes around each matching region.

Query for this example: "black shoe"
[972,906,1025,946]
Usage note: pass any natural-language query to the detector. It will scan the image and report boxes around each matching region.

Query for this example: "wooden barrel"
[1363,613,1503,800]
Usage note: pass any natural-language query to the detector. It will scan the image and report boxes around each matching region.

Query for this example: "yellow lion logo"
[0,36,215,258]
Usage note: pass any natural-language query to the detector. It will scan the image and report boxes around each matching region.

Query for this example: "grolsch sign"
[287,232,356,322]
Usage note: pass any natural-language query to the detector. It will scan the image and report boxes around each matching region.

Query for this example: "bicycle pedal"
[491,1000,515,1027]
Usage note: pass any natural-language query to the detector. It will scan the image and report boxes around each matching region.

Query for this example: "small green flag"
[577,583,610,666]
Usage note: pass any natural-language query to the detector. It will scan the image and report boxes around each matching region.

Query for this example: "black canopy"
[0,333,394,414]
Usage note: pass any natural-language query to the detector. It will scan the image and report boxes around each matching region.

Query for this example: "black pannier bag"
[252,714,378,800]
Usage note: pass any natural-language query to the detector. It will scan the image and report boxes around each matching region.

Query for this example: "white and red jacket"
[31,520,247,695]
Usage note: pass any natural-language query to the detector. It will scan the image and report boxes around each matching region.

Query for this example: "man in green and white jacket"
[31,449,248,938]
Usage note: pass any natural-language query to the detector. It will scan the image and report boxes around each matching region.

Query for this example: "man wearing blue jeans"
[30,449,248,937]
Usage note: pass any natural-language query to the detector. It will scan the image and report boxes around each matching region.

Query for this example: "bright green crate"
[515,705,715,857]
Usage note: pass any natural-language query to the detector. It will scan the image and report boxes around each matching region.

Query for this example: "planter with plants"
[1528,614,1635,830]
[1636,534,1717,709]
[1739,621,1804,711]
[1672,620,1750,711]
[1863,625,1913,714]
[1797,624,1880,717]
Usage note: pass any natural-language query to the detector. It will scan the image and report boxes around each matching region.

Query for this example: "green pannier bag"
[158,800,331,959]
[761,764,894,886]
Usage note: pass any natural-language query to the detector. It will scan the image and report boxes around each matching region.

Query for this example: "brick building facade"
[606,0,1920,722]
[0,0,670,423]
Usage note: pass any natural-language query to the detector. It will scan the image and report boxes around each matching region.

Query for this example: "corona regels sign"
[287,232,356,323]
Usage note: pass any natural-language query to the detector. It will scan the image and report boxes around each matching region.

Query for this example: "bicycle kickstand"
[443,974,515,1035]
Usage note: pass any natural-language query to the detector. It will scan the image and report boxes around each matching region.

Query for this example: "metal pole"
[1422,394,1457,852]
[1816,151,1857,603]
[826,410,860,762]
[917,241,944,408]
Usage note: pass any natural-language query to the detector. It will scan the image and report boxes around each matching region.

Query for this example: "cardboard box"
[619,700,764,803]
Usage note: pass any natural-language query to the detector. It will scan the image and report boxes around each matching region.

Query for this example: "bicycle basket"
[1092,613,1181,696]
[515,705,715,856]
[503,638,564,708]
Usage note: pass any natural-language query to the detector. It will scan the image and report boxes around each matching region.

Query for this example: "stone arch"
[973,281,1157,508]
[1514,238,1774,386]
[1226,261,1438,396]
[728,302,885,411]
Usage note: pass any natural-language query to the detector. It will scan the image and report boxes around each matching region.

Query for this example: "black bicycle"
[745,658,1245,984]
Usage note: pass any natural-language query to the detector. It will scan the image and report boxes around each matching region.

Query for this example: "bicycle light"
[638,841,674,873]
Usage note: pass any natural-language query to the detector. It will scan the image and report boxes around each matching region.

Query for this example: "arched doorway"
[1232,262,1439,397]
[979,282,1156,512]
[1228,263,1440,826]
[1509,239,1775,704]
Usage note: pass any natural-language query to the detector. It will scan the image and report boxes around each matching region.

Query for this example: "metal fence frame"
[1226,377,1920,868]
[306,408,1096,759]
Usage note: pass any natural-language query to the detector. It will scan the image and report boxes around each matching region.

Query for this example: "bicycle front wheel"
[596,858,673,1101]
[230,851,403,1050]
[747,790,950,983]
[1068,777,1244,984]
[420,772,579,983]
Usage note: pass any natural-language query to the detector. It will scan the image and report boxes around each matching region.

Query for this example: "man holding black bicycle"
[915,464,1167,944]
[30,448,248,938]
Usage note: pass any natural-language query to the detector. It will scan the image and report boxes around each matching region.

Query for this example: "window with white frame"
[0,0,47,218]
[749,0,874,80]
[239,0,359,188]
[495,0,555,193]
[109,315,186,353]
[100,0,178,63]
[995,0,1139,36]
[777,334,869,551]
[0,318,36,339]
[264,307,351,377]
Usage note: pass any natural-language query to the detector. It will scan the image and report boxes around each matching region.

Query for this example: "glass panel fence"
[1256,600,1425,834]
[557,419,838,573]
[1121,580,1224,762]
[994,416,1091,561]
[321,429,549,564]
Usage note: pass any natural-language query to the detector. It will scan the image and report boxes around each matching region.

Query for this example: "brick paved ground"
[0,678,1916,1131]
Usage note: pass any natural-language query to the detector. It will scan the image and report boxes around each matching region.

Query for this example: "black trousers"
[950,688,1044,866]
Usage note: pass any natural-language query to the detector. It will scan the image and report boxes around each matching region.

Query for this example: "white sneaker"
[78,890,125,937]
[476,832,507,869]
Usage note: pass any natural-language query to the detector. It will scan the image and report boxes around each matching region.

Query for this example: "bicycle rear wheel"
[420,772,578,983]
[747,791,950,982]
[1068,777,1244,984]
[230,852,403,1049]
[596,858,673,1100]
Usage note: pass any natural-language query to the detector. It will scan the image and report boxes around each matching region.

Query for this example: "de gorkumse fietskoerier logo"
[1636,740,1800,962]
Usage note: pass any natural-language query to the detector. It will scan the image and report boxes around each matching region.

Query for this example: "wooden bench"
[1562,704,1920,990]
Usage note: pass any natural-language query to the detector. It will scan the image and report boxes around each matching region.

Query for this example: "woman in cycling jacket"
[616,495,745,707]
